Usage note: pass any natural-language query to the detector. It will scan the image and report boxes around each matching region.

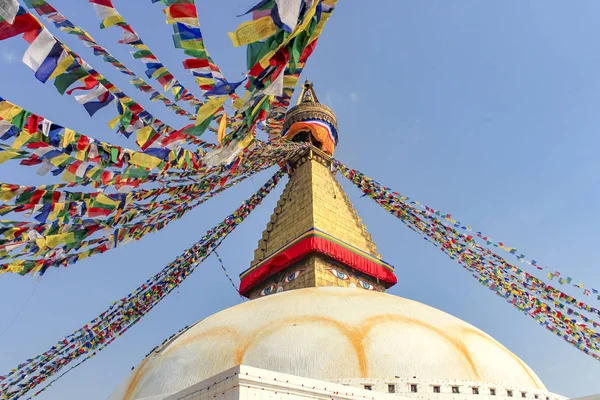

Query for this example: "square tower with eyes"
[239,146,395,299]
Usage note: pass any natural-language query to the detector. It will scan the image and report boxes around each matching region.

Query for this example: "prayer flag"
[217,113,227,146]
[0,0,19,24]
[0,7,40,40]
[196,95,227,126]
[22,28,65,83]
[228,16,278,47]
[74,85,115,116]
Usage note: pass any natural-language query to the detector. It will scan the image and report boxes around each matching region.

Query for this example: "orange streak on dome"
[461,328,544,390]
[114,289,547,399]
[359,314,482,380]
[162,326,243,357]
[123,356,151,400]
[236,315,368,375]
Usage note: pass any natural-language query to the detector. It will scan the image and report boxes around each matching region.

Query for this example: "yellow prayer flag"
[130,153,162,169]
[136,126,153,147]
[0,102,22,121]
[61,170,77,182]
[195,77,214,87]
[232,97,245,110]
[12,131,32,149]
[50,154,70,167]
[3,260,25,274]
[107,114,121,130]
[0,187,18,201]
[103,15,125,28]
[0,149,20,164]
[228,16,278,48]
[75,150,86,161]
[96,193,121,208]
[49,53,75,79]
[165,17,198,27]
[237,133,254,150]
[45,232,76,248]
[196,96,227,125]
[217,113,227,146]
[85,166,101,179]
[151,67,168,78]
[283,76,298,88]
[62,128,76,148]
[133,44,150,52]
[179,40,204,50]
[35,238,46,249]
[48,203,65,221]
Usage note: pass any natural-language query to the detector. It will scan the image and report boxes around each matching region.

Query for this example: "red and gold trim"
[239,228,396,296]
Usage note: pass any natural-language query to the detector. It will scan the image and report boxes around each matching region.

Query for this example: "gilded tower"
[239,81,396,298]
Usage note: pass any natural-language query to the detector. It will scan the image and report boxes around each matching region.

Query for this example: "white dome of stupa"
[109,287,546,400]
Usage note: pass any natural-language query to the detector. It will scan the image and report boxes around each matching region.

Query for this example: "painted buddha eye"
[327,268,349,280]
[260,284,276,296]
[284,269,305,283]
[358,279,375,290]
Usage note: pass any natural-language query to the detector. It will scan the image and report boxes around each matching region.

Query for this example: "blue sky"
[1,1,600,399]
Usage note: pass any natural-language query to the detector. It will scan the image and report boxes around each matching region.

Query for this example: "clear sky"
[1,1,599,399]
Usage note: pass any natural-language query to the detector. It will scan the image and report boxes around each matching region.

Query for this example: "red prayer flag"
[166,4,197,19]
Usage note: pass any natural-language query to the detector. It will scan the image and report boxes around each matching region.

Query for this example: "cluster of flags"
[0,143,301,278]
[0,98,205,181]
[0,1,596,399]
[0,5,203,155]
[336,162,600,363]
[24,0,198,121]
[364,161,600,301]
[155,0,230,95]
[0,0,340,398]
[88,0,204,107]
[0,167,288,400]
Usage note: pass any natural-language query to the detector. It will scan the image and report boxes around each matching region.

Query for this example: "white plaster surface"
[109,287,552,400]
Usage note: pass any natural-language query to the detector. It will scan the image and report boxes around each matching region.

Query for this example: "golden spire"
[239,82,396,299]
[295,79,319,104]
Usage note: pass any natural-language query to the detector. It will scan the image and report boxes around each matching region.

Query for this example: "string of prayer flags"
[87,0,204,106]
[0,1,336,397]
[153,0,229,95]
[225,0,337,146]
[336,151,599,300]
[0,97,221,179]
[0,9,190,147]
[0,168,287,400]
[265,1,336,138]
[24,0,197,121]
[0,142,304,275]
[335,161,600,363]
[0,7,180,141]
[240,0,322,93]
[0,5,41,40]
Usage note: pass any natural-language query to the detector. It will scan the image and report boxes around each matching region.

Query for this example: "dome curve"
[109,287,546,400]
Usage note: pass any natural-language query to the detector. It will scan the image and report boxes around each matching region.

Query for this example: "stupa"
[108,82,564,400]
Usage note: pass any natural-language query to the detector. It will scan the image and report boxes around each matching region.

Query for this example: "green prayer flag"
[54,67,88,95]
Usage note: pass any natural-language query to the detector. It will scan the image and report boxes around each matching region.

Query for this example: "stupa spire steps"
[239,82,396,299]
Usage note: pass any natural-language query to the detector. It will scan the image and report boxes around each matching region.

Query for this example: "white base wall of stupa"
[165,365,401,400]
[164,366,566,400]
[332,378,566,400]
